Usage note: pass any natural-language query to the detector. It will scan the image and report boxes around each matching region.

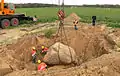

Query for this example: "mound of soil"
[55,25,114,64]
[38,52,120,76]
[0,24,117,76]
[6,25,113,66]
[6,52,120,76]
[6,26,113,64]
[5,35,53,70]
[64,13,81,25]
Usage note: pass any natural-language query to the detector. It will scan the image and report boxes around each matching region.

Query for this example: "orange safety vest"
[38,62,47,71]
[42,47,48,53]
[57,10,65,20]
[73,20,78,26]
[32,50,36,57]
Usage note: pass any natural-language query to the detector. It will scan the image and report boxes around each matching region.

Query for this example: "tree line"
[82,4,120,8]
[14,3,58,8]
[14,3,120,8]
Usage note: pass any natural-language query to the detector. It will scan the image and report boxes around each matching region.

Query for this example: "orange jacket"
[73,20,78,26]
[57,10,65,20]
[42,47,48,53]
[38,62,47,71]
[32,50,36,57]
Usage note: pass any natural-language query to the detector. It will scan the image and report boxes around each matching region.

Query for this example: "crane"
[0,0,14,15]
[0,0,33,29]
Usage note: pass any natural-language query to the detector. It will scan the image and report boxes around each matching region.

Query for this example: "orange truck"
[0,0,33,29]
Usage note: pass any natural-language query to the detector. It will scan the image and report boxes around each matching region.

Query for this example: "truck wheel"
[1,19,10,29]
[11,18,19,26]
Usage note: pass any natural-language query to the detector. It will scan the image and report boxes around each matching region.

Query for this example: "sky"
[5,0,120,5]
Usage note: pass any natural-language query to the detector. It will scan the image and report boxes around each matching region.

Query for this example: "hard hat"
[32,47,36,50]
[41,46,45,49]
[38,60,41,64]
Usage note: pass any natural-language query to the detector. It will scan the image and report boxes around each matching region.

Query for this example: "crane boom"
[0,0,4,13]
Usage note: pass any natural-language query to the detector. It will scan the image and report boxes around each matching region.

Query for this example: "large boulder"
[43,42,77,65]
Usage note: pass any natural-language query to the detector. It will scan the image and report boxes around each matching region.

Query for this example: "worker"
[92,16,96,26]
[37,60,47,71]
[73,20,78,30]
[57,9,65,26]
[58,9,65,20]
[41,45,48,55]
[31,47,37,63]
[33,15,37,21]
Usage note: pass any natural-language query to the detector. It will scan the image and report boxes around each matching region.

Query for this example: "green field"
[16,7,120,28]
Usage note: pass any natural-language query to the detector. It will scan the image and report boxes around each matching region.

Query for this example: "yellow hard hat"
[32,47,36,50]
[38,60,41,64]
[41,46,45,49]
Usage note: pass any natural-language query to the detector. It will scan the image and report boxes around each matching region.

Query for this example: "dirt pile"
[64,13,81,25]
[5,25,114,66]
[0,58,13,76]
[0,24,118,76]
[56,25,114,64]
[6,52,120,76]
[0,12,119,76]
[8,25,113,65]
[38,52,120,76]
[0,35,53,72]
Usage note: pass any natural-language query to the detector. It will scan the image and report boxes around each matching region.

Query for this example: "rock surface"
[43,42,77,65]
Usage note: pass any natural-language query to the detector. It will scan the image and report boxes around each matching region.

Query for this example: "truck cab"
[0,0,15,15]
[0,0,33,29]
[0,3,15,15]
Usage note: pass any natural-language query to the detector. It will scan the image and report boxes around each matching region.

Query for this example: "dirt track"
[0,23,57,45]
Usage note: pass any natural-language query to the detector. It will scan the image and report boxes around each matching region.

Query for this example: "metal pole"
[58,0,61,10]
[62,0,64,10]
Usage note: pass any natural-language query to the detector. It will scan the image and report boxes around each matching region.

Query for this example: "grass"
[16,7,120,28]
[44,28,57,38]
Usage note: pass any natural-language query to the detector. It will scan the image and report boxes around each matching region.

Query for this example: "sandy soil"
[0,13,120,76]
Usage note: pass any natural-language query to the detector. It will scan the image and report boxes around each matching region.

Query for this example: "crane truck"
[0,0,33,29]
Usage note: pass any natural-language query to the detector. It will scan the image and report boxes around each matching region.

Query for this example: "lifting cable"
[54,0,73,64]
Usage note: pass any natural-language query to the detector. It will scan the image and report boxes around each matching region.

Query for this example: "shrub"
[44,28,56,38]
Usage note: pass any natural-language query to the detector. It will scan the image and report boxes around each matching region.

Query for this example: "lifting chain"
[53,0,73,64]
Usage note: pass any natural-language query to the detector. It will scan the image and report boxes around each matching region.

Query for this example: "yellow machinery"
[0,0,14,15]
[0,0,33,29]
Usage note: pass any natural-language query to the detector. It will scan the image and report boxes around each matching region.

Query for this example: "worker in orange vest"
[58,9,65,20]
[57,9,65,26]
[73,20,78,30]
[37,60,47,71]
[41,45,48,53]
[31,47,37,63]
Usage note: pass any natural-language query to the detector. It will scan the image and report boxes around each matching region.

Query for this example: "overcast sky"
[5,0,120,5]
